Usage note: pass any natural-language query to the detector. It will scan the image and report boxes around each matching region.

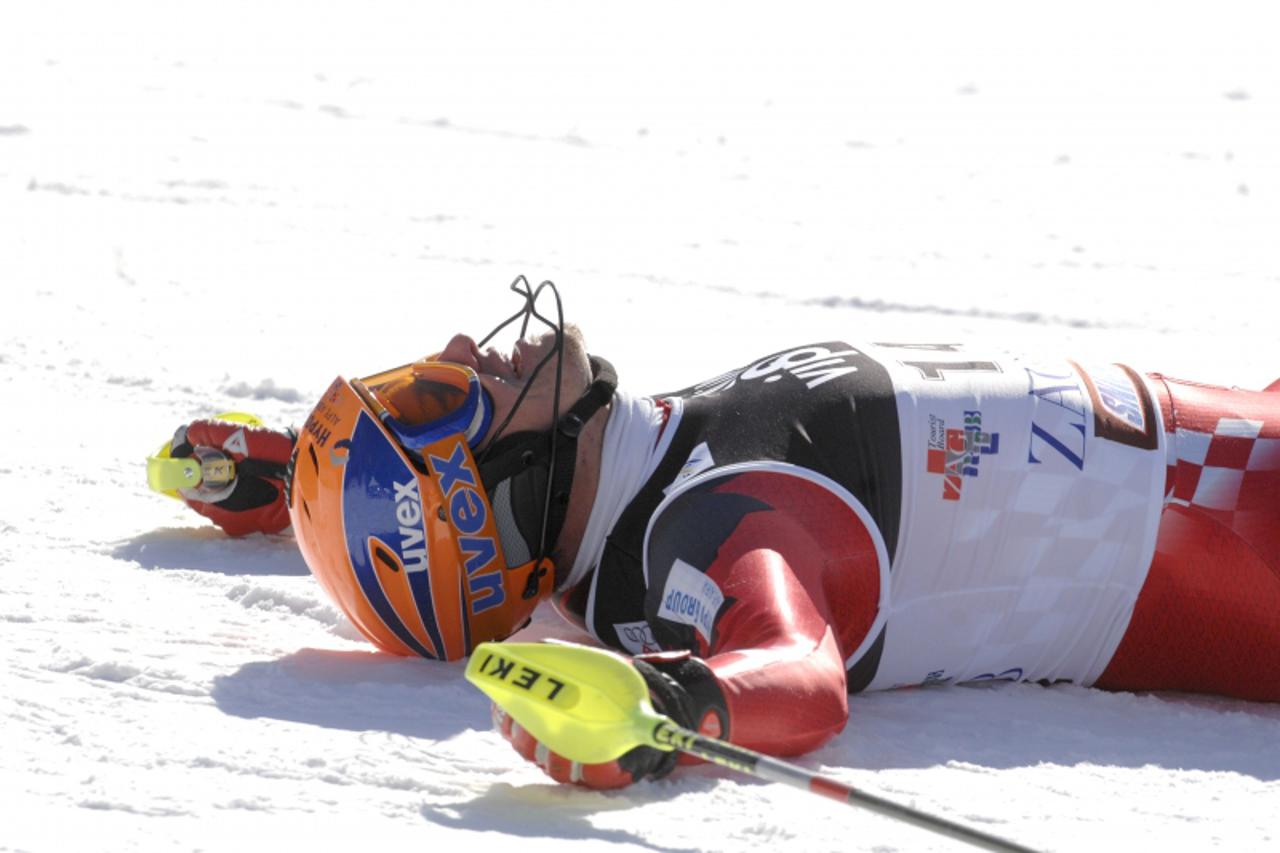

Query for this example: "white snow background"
[2,2,1279,851]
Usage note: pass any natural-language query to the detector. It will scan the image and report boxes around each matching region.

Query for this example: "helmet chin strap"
[479,355,618,597]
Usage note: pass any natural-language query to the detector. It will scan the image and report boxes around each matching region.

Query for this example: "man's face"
[436,323,591,444]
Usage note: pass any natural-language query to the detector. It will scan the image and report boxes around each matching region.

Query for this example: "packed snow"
[2,3,1278,851]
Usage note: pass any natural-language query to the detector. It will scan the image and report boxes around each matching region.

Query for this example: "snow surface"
[2,3,1279,851]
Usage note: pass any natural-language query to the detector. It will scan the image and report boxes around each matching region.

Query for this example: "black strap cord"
[540,355,617,555]
[478,355,617,596]
[470,276,618,600]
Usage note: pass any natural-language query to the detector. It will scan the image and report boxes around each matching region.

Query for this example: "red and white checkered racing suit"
[556,343,1280,757]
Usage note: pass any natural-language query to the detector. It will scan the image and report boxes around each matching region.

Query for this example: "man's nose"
[438,334,480,370]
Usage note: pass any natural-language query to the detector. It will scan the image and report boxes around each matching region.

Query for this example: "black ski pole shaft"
[655,722,1038,853]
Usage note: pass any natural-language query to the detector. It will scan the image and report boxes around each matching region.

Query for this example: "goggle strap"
[464,387,494,446]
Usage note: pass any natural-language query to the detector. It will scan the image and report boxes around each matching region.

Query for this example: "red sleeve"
[702,545,851,756]
[645,469,886,757]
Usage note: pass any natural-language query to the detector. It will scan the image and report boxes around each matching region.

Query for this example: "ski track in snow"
[3,4,1280,851]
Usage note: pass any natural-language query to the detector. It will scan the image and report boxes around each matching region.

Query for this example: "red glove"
[493,652,728,789]
[492,704,661,789]
[170,418,295,536]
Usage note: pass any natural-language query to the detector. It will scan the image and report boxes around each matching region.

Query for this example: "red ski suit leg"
[1096,376,1280,701]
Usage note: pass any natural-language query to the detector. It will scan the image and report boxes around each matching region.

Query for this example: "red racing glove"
[170,418,296,536]
[493,652,728,789]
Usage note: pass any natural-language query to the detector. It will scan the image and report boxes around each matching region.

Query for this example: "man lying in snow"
[161,277,1280,789]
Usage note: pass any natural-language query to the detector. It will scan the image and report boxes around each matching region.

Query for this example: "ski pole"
[465,641,1038,853]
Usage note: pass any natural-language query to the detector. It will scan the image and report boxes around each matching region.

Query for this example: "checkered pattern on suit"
[1097,374,1280,701]
[1162,377,1280,566]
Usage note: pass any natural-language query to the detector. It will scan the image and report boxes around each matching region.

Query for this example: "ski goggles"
[352,361,493,452]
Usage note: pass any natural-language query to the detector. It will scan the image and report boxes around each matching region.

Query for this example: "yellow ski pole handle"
[466,642,1039,853]
[146,453,236,493]
[466,641,668,765]
[145,412,261,499]
[147,455,203,495]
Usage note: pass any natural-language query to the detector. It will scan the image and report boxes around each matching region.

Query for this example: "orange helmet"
[288,364,556,660]
[287,277,616,661]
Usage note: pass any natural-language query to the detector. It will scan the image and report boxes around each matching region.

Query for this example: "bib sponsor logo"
[926,410,1000,500]
[613,620,660,655]
[658,559,725,643]
[965,667,1025,684]
[690,345,862,397]
[1026,366,1088,470]
[1072,362,1159,451]
[427,443,504,614]
[1093,369,1144,430]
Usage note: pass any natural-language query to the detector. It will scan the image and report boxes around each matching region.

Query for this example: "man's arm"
[496,465,886,786]
[642,466,888,756]
[163,417,296,536]
[690,543,852,755]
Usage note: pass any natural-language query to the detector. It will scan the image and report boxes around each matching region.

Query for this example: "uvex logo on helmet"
[392,479,429,574]
[426,442,505,615]
[337,412,449,659]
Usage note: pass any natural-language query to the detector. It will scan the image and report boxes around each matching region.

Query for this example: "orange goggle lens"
[354,361,493,451]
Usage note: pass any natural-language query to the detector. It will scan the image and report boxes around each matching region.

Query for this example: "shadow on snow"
[422,782,706,853]
[210,647,480,740]
[109,526,311,576]
[830,680,1280,781]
